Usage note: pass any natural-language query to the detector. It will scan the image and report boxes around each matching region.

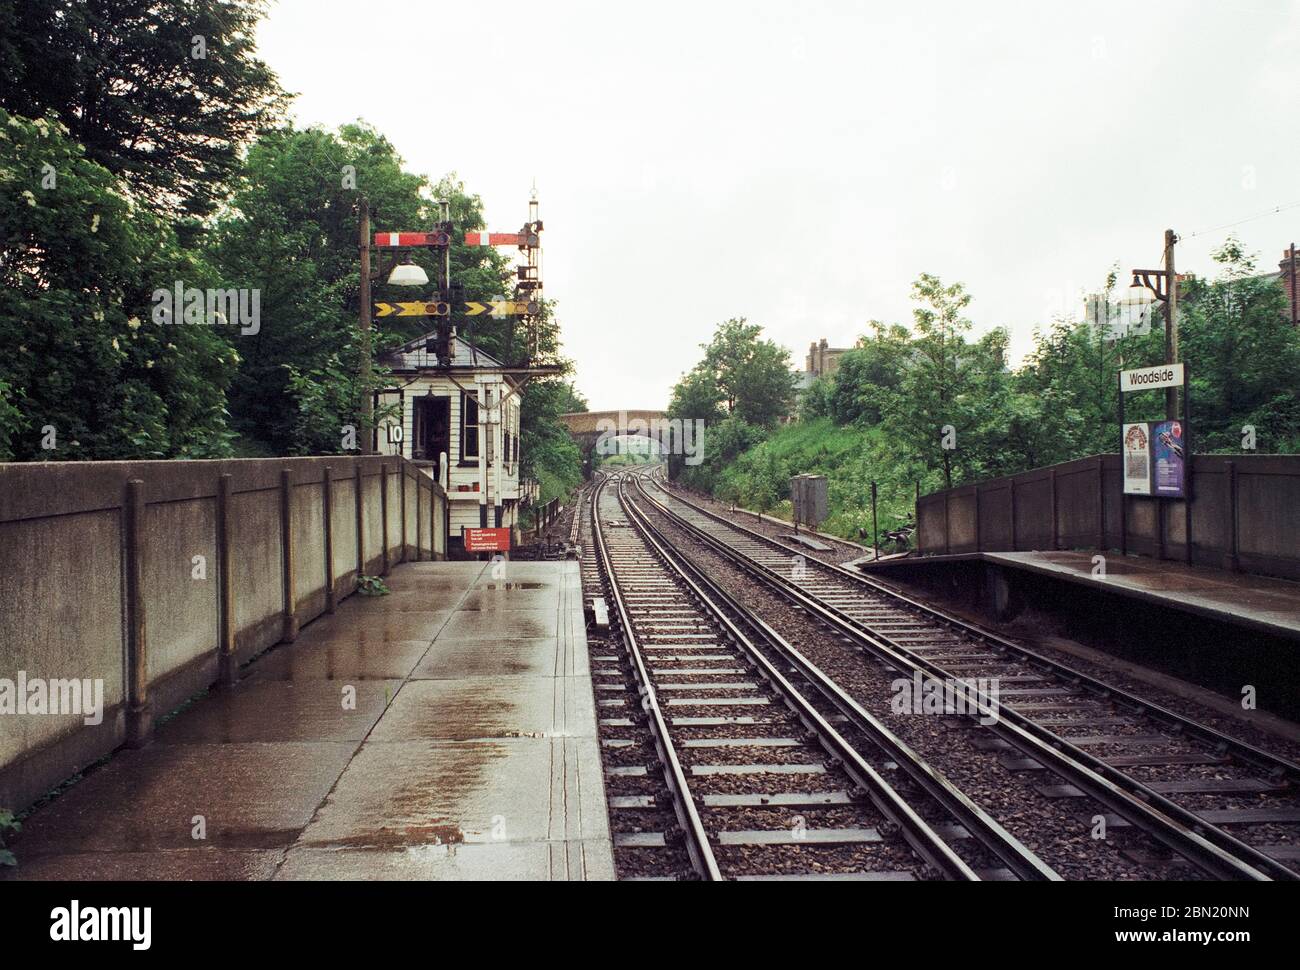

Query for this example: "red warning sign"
[464,527,511,552]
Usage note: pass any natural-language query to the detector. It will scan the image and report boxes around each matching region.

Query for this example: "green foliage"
[282,352,366,456]
[600,450,656,467]
[1177,239,1300,452]
[829,322,910,424]
[798,375,833,421]
[522,379,585,504]
[206,123,432,452]
[716,419,917,541]
[675,414,765,493]
[0,0,287,220]
[738,448,787,514]
[886,275,1005,488]
[0,379,24,462]
[669,318,795,429]
[597,434,659,467]
[668,366,725,423]
[0,6,583,476]
[356,575,390,596]
[0,109,238,460]
[698,318,797,428]
[668,318,797,491]
[0,807,19,866]
[687,251,1300,543]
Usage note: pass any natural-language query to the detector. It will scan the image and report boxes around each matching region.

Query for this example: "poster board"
[1122,422,1152,495]
[1151,419,1186,498]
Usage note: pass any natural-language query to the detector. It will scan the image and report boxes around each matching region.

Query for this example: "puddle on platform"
[399,822,465,845]
[476,582,547,590]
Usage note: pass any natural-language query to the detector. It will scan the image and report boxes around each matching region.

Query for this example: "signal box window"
[461,392,480,461]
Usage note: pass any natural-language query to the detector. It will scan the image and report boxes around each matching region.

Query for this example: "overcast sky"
[257,0,1300,412]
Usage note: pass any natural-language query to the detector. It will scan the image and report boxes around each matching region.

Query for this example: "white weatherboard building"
[374,334,524,552]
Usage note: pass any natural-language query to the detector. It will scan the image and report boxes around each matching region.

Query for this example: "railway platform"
[4,560,614,881]
[858,549,1300,721]
[861,550,1300,642]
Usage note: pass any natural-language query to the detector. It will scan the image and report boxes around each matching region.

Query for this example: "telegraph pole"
[358,197,374,452]
[1164,228,1178,420]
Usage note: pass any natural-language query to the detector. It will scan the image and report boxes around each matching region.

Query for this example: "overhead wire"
[1183,199,1300,240]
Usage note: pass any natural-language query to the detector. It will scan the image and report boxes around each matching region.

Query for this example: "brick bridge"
[558,410,668,475]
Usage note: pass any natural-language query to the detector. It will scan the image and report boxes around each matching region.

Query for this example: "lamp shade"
[1122,280,1156,305]
[387,262,429,287]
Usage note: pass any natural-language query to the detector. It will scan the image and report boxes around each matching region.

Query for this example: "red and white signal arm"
[464,231,525,247]
[373,231,450,247]
[464,527,511,552]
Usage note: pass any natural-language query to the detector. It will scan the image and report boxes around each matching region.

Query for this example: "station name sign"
[1120,362,1185,393]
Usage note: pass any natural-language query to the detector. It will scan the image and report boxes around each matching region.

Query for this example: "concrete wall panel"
[331,477,358,593]
[403,474,417,558]
[385,469,401,558]
[229,489,283,655]
[143,497,218,682]
[948,491,977,552]
[292,481,327,617]
[0,512,125,794]
[363,474,383,573]
[1057,467,1101,547]
[1238,470,1300,560]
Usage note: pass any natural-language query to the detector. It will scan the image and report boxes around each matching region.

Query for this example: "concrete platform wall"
[0,456,448,814]
[876,556,1300,721]
[917,453,1300,581]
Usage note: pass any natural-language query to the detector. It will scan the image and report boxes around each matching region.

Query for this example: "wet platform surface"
[873,550,1300,642]
[5,560,614,881]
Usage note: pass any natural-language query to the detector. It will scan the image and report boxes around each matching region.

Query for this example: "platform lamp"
[387,260,429,286]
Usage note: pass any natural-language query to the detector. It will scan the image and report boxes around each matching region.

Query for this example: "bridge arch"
[559,409,669,476]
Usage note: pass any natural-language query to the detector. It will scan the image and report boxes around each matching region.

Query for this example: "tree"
[799,375,833,420]
[668,367,724,423]
[206,124,410,451]
[520,379,584,502]
[667,318,794,490]
[0,0,287,220]
[889,275,991,487]
[206,125,519,453]
[697,318,797,428]
[829,321,910,425]
[1178,238,1300,452]
[0,109,237,460]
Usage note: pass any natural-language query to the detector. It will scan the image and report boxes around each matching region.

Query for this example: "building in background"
[796,336,857,393]
[1271,246,1298,326]
[805,337,856,378]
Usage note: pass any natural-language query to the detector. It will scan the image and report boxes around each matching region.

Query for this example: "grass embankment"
[708,418,919,542]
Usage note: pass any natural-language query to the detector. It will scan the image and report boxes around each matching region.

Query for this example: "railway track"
[590,470,1060,880]
[572,477,602,593]
[632,468,1300,880]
